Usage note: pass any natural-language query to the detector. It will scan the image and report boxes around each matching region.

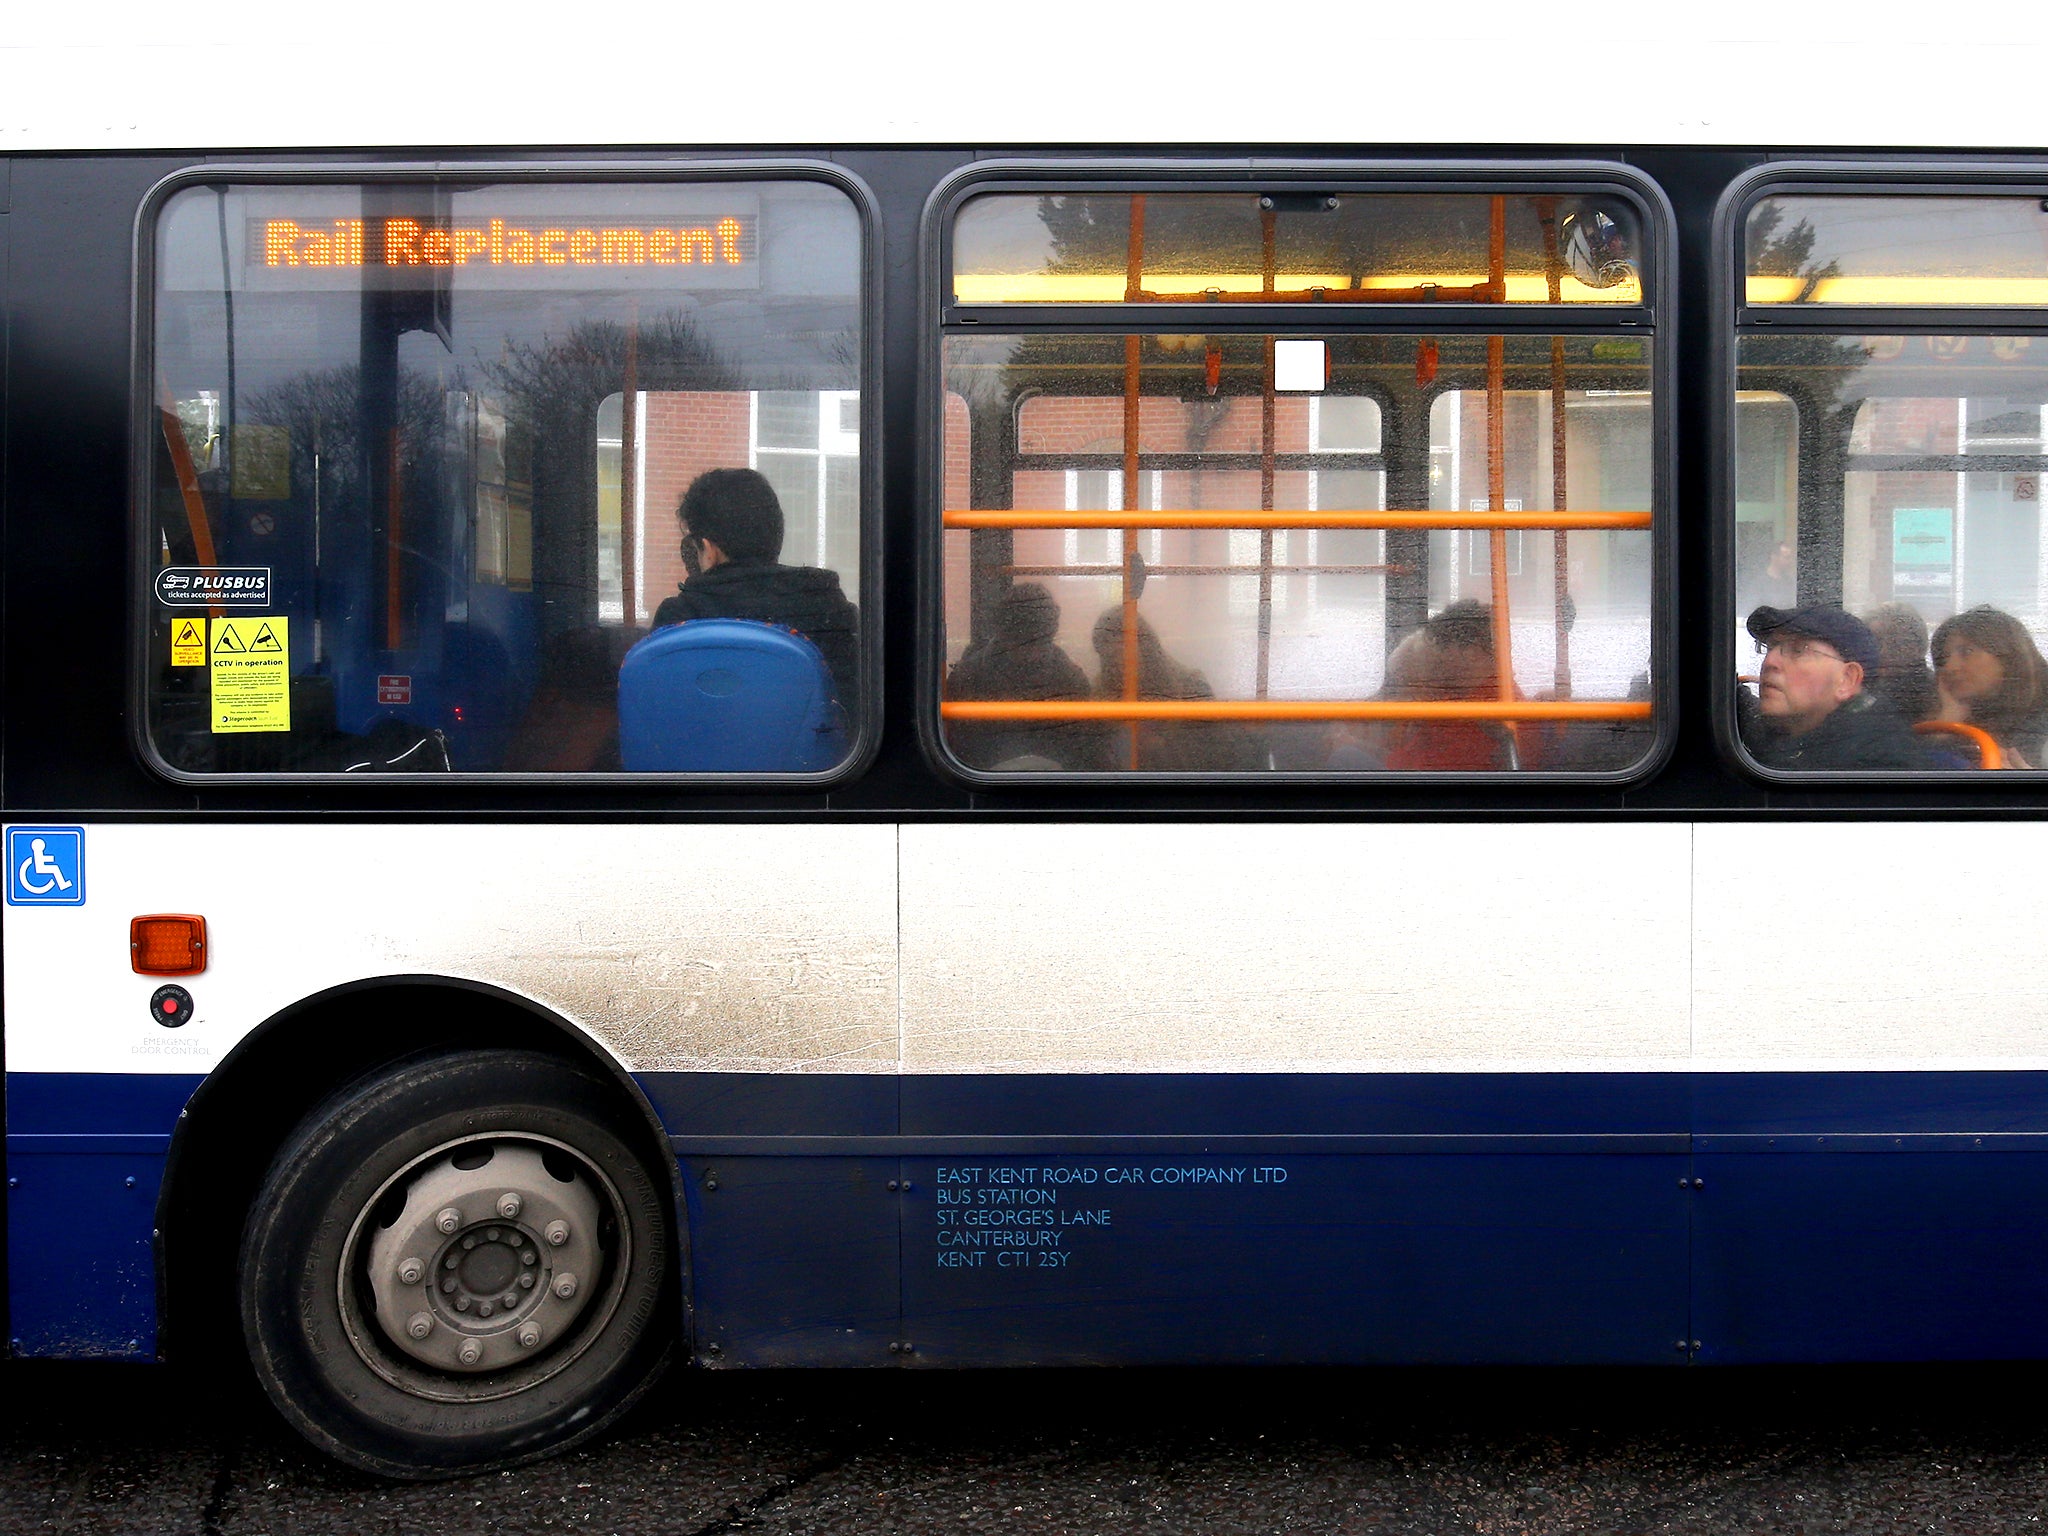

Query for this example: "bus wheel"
[239,1049,673,1477]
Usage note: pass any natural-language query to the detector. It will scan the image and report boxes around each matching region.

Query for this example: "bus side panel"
[1695,1147,2048,1362]
[896,1073,1691,1366]
[647,1072,903,1365]
[902,1150,1690,1366]
[4,1074,201,1358]
[679,1156,903,1366]
[1693,1072,2048,1362]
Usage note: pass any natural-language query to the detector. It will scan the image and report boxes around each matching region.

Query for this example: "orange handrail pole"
[1121,196,1146,769]
[943,699,1652,723]
[620,307,640,626]
[156,380,225,618]
[1914,720,2005,769]
[386,427,405,651]
[1486,195,1514,709]
[945,509,1651,531]
[1536,195,1572,696]
[1256,208,1277,700]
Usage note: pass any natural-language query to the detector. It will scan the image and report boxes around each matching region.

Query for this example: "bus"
[11,17,2048,1478]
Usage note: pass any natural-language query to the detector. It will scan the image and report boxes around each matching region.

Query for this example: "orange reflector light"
[131,914,207,976]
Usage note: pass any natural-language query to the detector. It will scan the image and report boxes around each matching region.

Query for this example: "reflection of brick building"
[623,390,861,626]
[635,392,750,623]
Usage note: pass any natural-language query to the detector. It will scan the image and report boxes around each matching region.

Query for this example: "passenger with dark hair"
[1092,607,1264,773]
[1381,598,1518,771]
[1741,604,1933,770]
[1930,604,2048,767]
[1861,601,1938,725]
[945,584,1110,770]
[652,467,861,713]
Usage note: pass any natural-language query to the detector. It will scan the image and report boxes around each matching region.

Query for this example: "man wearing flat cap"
[1742,605,1933,770]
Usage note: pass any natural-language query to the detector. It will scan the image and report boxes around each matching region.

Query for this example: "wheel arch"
[156,974,687,1365]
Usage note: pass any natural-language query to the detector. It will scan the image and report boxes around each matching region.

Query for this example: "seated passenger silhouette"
[945,583,1111,771]
[1861,601,1938,725]
[652,468,860,714]
[1741,604,1932,770]
[1091,607,1264,773]
[1381,599,1517,771]
[1930,604,2048,767]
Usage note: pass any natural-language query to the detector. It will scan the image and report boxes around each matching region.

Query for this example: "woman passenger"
[1929,605,2048,767]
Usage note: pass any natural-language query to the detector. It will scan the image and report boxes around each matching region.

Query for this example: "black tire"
[240,1050,674,1478]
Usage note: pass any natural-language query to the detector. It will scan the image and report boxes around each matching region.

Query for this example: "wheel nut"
[477,1301,494,1319]
[435,1207,462,1235]
[501,1292,519,1308]
[544,1221,569,1246]
[518,1324,540,1348]
[398,1258,424,1285]
[406,1312,432,1340]
[458,1341,481,1366]
[454,1297,471,1312]
[520,1273,535,1289]
[553,1273,578,1300]
[497,1192,522,1219]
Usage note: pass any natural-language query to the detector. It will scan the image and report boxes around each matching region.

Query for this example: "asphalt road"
[4,1359,2048,1535]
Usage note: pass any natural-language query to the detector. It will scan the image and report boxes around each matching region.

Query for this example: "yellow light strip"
[953,272,1642,304]
[1747,274,2048,306]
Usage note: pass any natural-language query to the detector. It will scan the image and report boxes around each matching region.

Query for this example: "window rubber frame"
[129,157,885,791]
[915,156,1680,792]
[1711,157,2048,789]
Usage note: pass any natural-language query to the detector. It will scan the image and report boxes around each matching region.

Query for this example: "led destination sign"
[257,215,756,270]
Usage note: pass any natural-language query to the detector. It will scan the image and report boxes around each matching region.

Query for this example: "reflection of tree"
[483,314,737,633]
[1745,201,1840,301]
[251,366,453,506]
[486,312,737,423]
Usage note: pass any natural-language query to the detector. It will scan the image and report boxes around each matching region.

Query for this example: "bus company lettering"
[260,217,750,269]
[932,1162,1288,1270]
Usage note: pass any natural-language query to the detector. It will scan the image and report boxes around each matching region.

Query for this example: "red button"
[162,997,179,1014]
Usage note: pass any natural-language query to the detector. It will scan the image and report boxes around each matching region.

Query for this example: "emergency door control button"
[150,984,194,1028]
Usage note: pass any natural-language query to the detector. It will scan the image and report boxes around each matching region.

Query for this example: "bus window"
[143,177,868,779]
[953,192,1645,305]
[1731,188,2048,773]
[935,181,1665,779]
[1745,195,2048,307]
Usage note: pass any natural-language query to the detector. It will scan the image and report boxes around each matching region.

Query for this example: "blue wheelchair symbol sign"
[7,826,85,906]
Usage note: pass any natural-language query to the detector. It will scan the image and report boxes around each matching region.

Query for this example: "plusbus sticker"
[6,825,85,907]
[155,566,272,607]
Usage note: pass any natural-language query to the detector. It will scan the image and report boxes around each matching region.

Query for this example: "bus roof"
[8,7,2048,155]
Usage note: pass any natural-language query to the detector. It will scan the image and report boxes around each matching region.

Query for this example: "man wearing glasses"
[1742,605,1932,771]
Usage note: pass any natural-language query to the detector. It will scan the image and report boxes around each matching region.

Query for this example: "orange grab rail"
[1126,282,1505,304]
[941,700,1652,724]
[945,509,1651,532]
[1914,720,2005,769]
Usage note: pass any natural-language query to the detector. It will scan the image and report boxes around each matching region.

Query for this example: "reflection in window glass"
[146,179,863,775]
[953,193,1644,305]
[939,332,1657,775]
[1746,196,2048,306]
[1735,333,2048,770]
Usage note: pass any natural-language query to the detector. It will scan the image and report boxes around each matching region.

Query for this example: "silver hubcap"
[362,1143,606,1377]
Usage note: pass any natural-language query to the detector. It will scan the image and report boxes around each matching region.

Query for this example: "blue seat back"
[618,619,845,772]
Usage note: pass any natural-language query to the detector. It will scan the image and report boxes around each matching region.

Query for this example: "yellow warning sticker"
[209,616,290,733]
[170,617,206,668]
